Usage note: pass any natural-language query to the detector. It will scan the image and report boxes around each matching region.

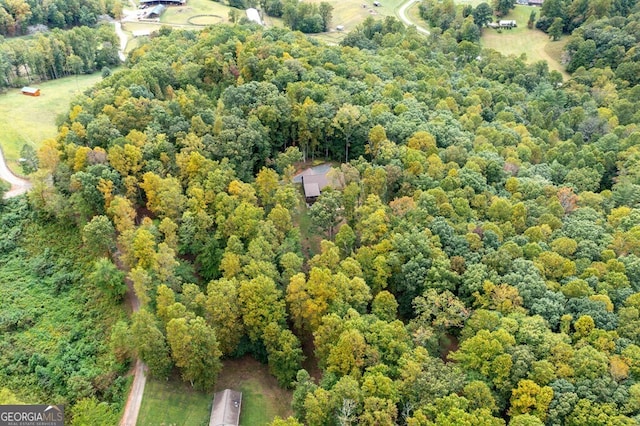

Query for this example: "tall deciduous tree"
[205,278,244,355]
[166,316,222,389]
[548,17,563,41]
[263,322,305,387]
[82,215,116,258]
[332,104,366,163]
[473,2,494,27]
[89,257,125,300]
[130,310,173,378]
[238,275,286,341]
[309,188,343,240]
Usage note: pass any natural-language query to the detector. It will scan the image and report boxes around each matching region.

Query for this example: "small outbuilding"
[528,0,544,5]
[21,87,40,96]
[132,29,152,37]
[210,389,242,426]
[499,20,517,28]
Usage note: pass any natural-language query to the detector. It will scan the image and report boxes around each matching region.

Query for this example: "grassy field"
[161,0,230,25]
[401,2,568,77]
[138,357,292,426]
[480,5,569,76]
[119,0,231,52]
[217,357,293,425]
[299,0,407,44]
[0,72,106,173]
[137,377,212,426]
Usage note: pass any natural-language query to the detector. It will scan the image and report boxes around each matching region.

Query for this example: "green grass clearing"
[305,0,407,43]
[161,0,233,25]
[480,5,569,77]
[0,72,107,174]
[401,2,568,77]
[138,357,292,426]
[455,0,488,7]
[138,376,212,426]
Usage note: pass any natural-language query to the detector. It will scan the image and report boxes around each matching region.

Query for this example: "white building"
[246,8,263,26]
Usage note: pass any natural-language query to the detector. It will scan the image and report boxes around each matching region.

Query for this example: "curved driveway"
[396,0,430,35]
[0,147,31,199]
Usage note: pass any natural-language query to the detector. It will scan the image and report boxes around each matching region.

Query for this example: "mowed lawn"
[481,5,569,77]
[306,0,407,44]
[0,72,105,171]
[402,3,568,77]
[138,357,292,426]
[137,377,212,426]
[161,0,230,25]
[120,0,232,50]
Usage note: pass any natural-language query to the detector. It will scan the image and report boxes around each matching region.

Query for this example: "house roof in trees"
[294,164,331,200]
[209,389,242,426]
[528,0,544,5]
[303,181,321,198]
[301,174,328,199]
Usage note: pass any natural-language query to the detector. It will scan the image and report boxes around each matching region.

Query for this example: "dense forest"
[1,0,640,422]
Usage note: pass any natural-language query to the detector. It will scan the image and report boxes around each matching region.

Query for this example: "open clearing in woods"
[402,3,568,77]
[0,72,106,174]
[480,5,569,77]
[137,357,292,426]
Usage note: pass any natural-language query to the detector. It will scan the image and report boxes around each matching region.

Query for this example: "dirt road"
[120,359,146,426]
[113,21,128,62]
[0,147,31,199]
[397,0,430,35]
[119,260,146,426]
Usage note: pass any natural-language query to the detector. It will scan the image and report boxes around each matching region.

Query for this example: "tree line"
[536,0,637,34]
[0,0,121,37]
[0,24,120,89]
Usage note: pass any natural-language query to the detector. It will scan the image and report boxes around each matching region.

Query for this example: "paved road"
[397,0,430,35]
[0,147,31,199]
